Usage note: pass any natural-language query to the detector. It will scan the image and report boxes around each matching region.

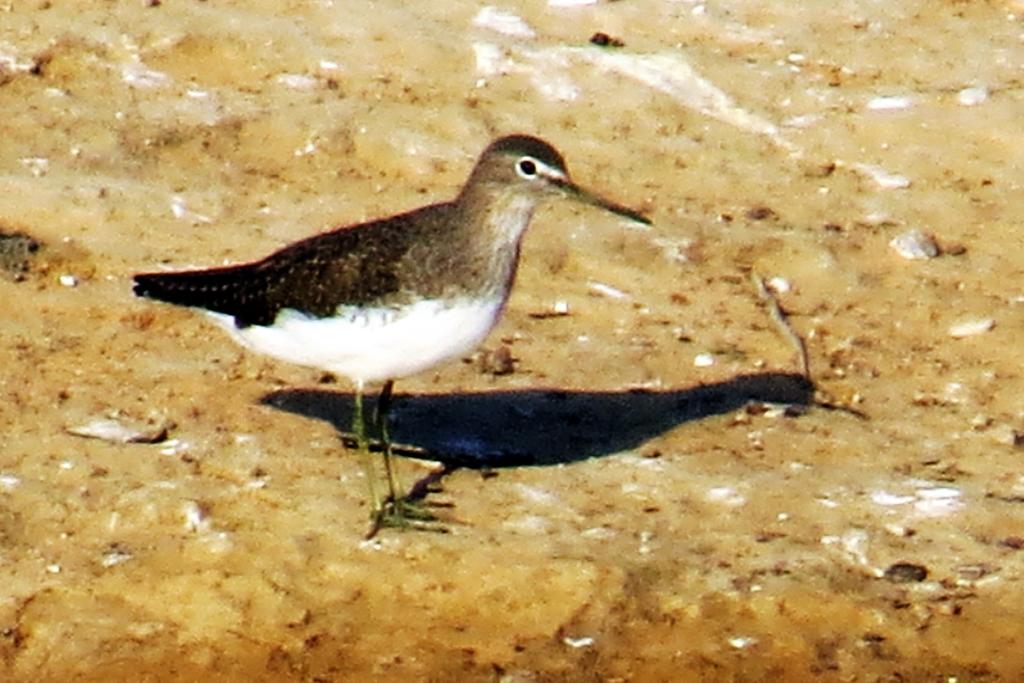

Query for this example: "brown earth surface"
[2,1,1023,681]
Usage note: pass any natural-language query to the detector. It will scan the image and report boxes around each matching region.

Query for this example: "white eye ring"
[515,157,540,179]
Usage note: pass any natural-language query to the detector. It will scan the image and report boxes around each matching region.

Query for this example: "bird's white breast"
[206,295,506,385]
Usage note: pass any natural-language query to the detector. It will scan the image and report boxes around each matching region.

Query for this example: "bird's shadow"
[259,372,815,469]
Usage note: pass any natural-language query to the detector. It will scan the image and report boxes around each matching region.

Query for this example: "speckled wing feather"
[133,204,452,327]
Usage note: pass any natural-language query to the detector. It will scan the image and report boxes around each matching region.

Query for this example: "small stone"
[883,562,928,583]
[587,281,629,299]
[563,635,595,648]
[727,636,758,649]
[589,32,624,48]
[956,563,996,583]
[479,345,515,376]
[529,301,570,319]
[970,414,993,430]
[101,544,134,568]
[745,206,777,221]
[182,500,210,533]
[866,95,914,111]
[855,164,911,189]
[275,73,319,91]
[67,417,169,444]
[889,230,939,260]
[998,536,1024,550]
[948,318,995,338]
[957,86,988,106]
[991,424,1024,447]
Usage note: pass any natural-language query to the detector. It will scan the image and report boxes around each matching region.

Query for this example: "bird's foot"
[365,497,447,539]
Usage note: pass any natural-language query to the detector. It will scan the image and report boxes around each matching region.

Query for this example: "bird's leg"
[374,379,402,506]
[352,384,382,520]
[373,381,439,526]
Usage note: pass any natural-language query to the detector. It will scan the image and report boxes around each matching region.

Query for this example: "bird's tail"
[134,270,227,308]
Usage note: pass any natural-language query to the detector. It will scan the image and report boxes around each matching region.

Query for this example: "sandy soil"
[2,1,1023,680]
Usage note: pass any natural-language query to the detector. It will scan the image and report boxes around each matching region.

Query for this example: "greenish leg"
[352,386,382,517]
[374,381,439,527]
[375,380,403,506]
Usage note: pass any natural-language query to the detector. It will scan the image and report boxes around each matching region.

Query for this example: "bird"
[133,134,650,536]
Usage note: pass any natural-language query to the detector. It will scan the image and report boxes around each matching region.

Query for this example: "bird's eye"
[516,158,538,178]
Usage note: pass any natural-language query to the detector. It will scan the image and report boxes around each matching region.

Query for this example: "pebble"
[948,318,995,338]
[889,230,940,260]
[182,500,211,533]
[275,73,319,90]
[990,424,1024,447]
[478,345,515,376]
[728,636,758,649]
[66,417,169,444]
[121,61,170,89]
[957,86,988,106]
[101,545,134,568]
[587,281,629,299]
[854,163,912,189]
[694,352,715,367]
[766,276,791,294]
[169,195,212,224]
[563,636,595,648]
[529,300,570,318]
[884,562,928,583]
[866,95,914,111]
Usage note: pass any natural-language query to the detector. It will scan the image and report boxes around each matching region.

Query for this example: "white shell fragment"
[529,300,570,318]
[563,635,596,648]
[170,195,212,224]
[66,418,169,444]
[275,73,319,90]
[854,164,911,189]
[182,500,211,533]
[866,95,914,111]
[20,156,49,177]
[101,546,134,568]
[473,7,536,38]
[694,352,715,367]
[587,281,629,299]
[766,277,791,294]
[889,230,939,260]
[957,86,988,106]
[948,318,995,338]
[121,60,171,89]
[728,636,758,649]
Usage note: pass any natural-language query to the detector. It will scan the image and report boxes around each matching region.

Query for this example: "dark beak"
[557,178,651,225]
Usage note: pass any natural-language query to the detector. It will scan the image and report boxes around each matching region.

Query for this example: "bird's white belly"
[207,296,505,384]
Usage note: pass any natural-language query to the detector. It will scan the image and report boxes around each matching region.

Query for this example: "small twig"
[753,273,810,379]
[340,434,431,458]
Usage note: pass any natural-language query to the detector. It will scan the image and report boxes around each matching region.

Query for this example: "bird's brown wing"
[132,206,445,327]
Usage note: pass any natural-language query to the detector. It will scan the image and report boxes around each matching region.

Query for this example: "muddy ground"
[1,1,1023,681]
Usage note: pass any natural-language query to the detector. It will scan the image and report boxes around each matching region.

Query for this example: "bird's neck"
[453,185,539,298]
